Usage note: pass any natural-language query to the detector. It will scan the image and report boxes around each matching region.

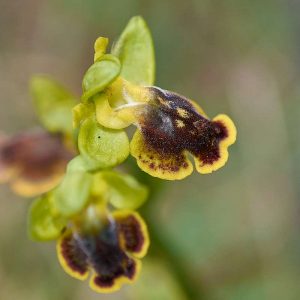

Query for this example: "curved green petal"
[30,75,77,135]
[82,54,121,102]
[53,171,93,217]
[100,170,148,209]
[28,194,66,241]
[112,16,155,85]
[78,116,129,170]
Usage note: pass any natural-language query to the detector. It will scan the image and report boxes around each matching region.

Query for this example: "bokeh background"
[1,0,300,299]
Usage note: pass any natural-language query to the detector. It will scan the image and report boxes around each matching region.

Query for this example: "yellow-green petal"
[100,170,148,209]
[53,171,93,217]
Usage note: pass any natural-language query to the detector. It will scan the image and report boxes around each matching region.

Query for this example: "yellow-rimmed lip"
[129,88,237,179]
[0,130,74,197]
[56,210,149,293]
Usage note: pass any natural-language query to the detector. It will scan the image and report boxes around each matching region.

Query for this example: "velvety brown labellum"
[66,219,137,288]
[60,229,89,276]
[139,87,228,165]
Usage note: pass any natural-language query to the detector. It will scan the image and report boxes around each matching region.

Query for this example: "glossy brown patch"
[76,220,137,283]
[192,120,228,165]
[92,259,136,289]
[139,87,229,166]
[60,231,89,275]
[116,215,144,253]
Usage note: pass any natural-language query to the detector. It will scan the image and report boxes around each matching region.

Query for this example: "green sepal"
[100,170,148,209]
[53,170,93,217]
[30,75,77,135]
[112,16,155,85]
[82,54,121,102]
[78,116,129,170]
[28,193,66,241]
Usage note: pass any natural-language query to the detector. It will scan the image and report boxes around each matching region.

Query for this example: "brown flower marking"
[57,211,149,293]
[130,87,237,179]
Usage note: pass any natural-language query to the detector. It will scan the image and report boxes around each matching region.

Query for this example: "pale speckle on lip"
[175,119,185,128]
[176,108,189,118]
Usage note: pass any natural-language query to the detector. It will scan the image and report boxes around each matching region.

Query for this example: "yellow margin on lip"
[113,210,150,259]
[130,129,193,180]
[89,259,141,294]
[195,114,237,174]
[56,229,89,281]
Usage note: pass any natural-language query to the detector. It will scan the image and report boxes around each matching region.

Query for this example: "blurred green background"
[1,0,300,299]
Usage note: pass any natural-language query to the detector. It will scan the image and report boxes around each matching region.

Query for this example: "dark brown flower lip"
[75,221,126,277]
[130,86,236,179]
[59,220,138,288]
[91,259,136,289]
[57,211,149,292]
[139,87,228,160]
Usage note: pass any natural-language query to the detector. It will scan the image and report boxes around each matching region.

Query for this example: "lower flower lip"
[0,129,75,197]
[56,210,149,293]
